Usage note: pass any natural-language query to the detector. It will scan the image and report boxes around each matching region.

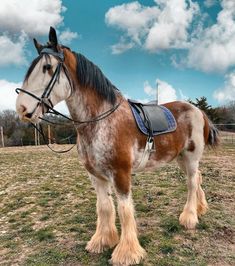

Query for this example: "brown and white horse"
[16,28,219,265]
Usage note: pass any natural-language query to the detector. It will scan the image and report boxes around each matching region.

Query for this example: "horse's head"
[16,27,72,123]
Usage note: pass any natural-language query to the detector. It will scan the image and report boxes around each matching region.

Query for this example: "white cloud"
[213,71,235,102]
[0,0,65,36]
[59,29,79,45]
[179,89,188,101]
[0,80,22,111]
[0,32,28,66]
[111,37,135,54]
[105,0,199,53]
[143,79,177,104]
[0,0,78,66]
[145,0,199,52]
[105,2,159,45]
[187,0,235,72]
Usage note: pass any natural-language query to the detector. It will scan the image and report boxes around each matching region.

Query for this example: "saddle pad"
[128,100,177,136]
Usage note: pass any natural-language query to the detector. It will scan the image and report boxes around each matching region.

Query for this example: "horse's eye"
[43,64,52,73]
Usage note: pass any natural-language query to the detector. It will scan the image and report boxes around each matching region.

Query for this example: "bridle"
[16,48,72,120]
[16,47,123,153]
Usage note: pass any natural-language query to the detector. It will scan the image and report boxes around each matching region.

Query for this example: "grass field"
[0,143,234,266]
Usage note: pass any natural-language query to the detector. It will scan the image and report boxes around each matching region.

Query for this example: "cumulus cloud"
[105,0,199,53]
[0,33,28,66]
[111,37,135,54]
[0,0,78,66]
[0,0,65,36]
[0,80,22,111]
[59,29,79,45]
[143,79,177,104]
[187,0,235,72]
[213,71,235,102]
[145,0,199,52]
[105,2,159,45]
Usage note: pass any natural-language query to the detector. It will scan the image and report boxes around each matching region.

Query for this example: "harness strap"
[135,137,154,172]
[31,123,76,154]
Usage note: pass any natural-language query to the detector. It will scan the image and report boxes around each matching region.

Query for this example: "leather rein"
[16,48,122,153]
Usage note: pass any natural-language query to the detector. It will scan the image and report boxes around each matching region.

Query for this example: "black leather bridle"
[15,48,122,152]
[16,47,122,125]
[16,48,71,119]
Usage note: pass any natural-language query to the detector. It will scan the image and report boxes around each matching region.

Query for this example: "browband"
[40,48,64,61]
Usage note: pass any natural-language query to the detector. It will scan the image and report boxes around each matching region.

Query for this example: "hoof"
[111,241,146,265]
[86,230,119,254]
[179,210,198,230]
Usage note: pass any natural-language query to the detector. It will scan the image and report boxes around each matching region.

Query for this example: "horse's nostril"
[25,112,33,119]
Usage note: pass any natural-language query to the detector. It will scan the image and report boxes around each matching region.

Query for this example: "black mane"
[74,53,118,105]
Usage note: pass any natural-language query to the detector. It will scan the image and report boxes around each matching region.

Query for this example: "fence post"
[0,126,4,147]
[48,125,51,145]
[34,124,37,146]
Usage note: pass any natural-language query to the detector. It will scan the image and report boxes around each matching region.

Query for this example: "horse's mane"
[73,52,118,105]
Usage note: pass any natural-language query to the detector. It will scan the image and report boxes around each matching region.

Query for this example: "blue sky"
[0,0,235,112]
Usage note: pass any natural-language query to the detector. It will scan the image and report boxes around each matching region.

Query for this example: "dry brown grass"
[0,143,234,265]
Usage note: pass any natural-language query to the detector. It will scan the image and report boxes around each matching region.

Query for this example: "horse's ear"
[33,38,43,54]
[49,26,58,49]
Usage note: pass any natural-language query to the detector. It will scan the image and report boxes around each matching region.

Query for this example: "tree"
[188,97,218,122]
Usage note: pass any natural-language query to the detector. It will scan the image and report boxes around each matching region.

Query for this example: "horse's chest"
[78,130,115,169]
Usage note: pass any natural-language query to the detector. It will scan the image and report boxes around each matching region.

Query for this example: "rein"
[16,48,123,153]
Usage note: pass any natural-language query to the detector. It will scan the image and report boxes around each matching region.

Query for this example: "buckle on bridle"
[40,97,54,114]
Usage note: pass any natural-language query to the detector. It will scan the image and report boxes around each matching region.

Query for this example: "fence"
[0,123,76,148]
[215,124,235,145]
[1,124,235,148]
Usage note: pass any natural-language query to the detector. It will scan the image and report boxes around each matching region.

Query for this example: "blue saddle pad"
[128,100,177,136]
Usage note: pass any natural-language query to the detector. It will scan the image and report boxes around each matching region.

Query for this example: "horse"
[16,27,219,265]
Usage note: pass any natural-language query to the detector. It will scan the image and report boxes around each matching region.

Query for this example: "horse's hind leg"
[177,149,208,229]
[86,176,119,253]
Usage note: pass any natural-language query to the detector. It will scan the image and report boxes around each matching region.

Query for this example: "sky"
[0,0,235,113]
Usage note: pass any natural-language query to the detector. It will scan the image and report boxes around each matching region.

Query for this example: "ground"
[0,143,234,266]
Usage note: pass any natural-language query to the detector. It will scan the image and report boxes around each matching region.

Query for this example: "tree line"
[0,110,76,147]
[0,97,234,147]
[188,97,235,131]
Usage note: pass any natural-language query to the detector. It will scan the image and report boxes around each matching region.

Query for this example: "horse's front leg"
[111,171,146,265]
[86,175,119,253]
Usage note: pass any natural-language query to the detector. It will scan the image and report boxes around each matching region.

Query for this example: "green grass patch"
[25,248,69,265]
[35,228,55,242]
[160,216,181,236]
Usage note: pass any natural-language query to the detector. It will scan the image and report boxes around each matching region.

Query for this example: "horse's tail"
[203,112,220,147]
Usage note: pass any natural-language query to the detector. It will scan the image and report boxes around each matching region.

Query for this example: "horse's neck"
[65,87,109,127]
